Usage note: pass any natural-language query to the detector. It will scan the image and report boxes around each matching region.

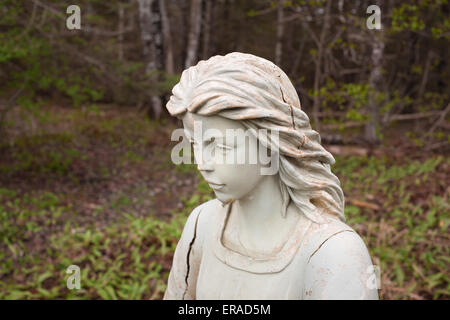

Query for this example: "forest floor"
[0,104,448,299]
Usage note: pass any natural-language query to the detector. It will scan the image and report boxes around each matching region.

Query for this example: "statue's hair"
[166,52,345,223]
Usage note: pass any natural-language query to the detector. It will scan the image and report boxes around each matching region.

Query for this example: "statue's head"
[166,52,345,223]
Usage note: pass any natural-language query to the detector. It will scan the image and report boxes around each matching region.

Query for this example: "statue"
[163,52,379,300]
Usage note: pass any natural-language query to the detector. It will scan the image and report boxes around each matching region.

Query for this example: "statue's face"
[182,113,268,204]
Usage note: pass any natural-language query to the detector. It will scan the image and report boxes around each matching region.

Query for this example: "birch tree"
[201,0,213,60]
[310,0,332,130]
[365,32,384,144]
[275,0,284,66]
[185,0,203,68]
[117,3,125,61]
[138,0,163,118]
[160,0,174,74]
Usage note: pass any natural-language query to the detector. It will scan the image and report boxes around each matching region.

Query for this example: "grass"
[0,104,448,299]
[0,187,187,299]
[336,155,449,299]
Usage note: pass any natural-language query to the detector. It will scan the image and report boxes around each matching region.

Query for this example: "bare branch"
[426,103,450,136]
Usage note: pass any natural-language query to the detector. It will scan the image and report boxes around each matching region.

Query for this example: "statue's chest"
[195,244,305,300]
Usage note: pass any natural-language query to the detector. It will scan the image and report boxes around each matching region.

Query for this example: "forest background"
[0,0,448,300]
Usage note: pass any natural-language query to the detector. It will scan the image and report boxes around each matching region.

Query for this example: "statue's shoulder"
[301,217,378,299]
[184,199,223,242]
[302,216,369,260]
[302,216,373,269]
[188,198,222,221]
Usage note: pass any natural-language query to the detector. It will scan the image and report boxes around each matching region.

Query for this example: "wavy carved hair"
[166,52,345,223]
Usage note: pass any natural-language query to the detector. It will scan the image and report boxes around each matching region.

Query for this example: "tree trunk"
[138,0,163,118]
[418,50,433,99]
[312,0,332,130]
[185,0,203,68]
[160,0,174,74]
[275,0,284,66]
[201,0,213,60]
[118,4,124,61]
[365,33,384,144]
[291,29,305,76]
[209,0,219,55]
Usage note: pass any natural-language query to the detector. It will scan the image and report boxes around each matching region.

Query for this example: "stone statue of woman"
[163,52,378,300]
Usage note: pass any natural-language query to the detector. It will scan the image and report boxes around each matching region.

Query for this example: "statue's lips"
[206,181,225,190]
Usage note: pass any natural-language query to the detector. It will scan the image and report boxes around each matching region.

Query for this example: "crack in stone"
[307,230,355,264]
[280,86,295,130]
[182,209,201,300]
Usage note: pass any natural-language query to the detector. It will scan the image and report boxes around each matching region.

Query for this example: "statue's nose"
[197,156,214,172]
[195,146,214,172]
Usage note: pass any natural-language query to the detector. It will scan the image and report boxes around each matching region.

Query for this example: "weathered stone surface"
[163,52,378,300]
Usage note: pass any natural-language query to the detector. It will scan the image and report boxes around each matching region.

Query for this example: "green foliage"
[390,1,450,38]
[2,146,447,299]
[0,0,174,111]
[0,187,187,299]
[391,4,426,32]
[335,154,449,299]
[0,0,449,300]
[313,80,373,127]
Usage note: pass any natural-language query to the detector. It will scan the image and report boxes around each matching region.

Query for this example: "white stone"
[163,52,379,300]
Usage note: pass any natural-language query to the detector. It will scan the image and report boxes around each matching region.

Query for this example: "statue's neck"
[232,174,287,251]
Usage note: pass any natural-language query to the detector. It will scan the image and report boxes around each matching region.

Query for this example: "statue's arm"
[302,230,379,300]
[163,204,205,300]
